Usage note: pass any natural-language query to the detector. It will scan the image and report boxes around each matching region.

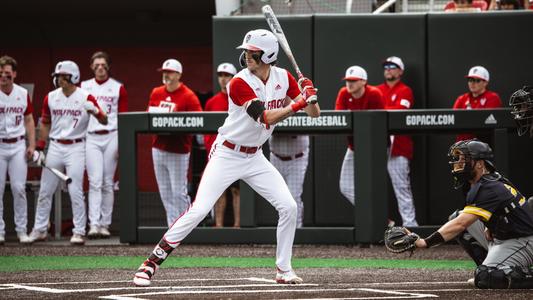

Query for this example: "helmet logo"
[472,68,478,74]
[245,34,251,43]
[57,63,62,70]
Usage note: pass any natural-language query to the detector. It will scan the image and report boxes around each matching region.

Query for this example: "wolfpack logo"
[484,114,497,125]
[164,61,170,67]
[245,34,251,43]
[57,63,63,70]
[391,94,397,101]
[266,98,284,110]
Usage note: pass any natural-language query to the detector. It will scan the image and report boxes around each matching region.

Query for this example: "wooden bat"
[262,4,303,79]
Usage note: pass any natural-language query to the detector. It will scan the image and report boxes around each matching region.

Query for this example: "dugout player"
[453,66,502,141]
[509,85,533,137]
[133,29,320,287]
[377,57,418,227]
[412,139,533,289]
[336,66,384,205]
[148,59,203,227]
[28,60,107,245]
[82,51,128,239]
[0,56,35,244]
[204,62,241,228]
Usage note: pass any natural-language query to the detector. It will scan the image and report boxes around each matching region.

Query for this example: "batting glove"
[297,77,318,105]
[83,101,99,114]
[32,150,46,166]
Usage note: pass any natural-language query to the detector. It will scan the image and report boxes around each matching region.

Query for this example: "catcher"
[385,139,533,289]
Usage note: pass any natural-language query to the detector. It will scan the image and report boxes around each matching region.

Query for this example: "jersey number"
[73,118,79,128]
[15,115,22,126]
[107,104,112,114]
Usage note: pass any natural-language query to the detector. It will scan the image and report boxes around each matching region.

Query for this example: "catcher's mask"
[509,86,533,136]
[448,139,495,189]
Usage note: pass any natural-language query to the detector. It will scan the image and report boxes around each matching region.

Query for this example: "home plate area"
[1,268,531,299]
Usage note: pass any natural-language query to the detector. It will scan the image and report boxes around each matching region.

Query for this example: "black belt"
[222,140,261,154]
[0,136,24,143]
[50,138,85,145]
[272,152,304,161]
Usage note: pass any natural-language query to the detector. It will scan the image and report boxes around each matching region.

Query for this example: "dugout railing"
[119,108,515,244]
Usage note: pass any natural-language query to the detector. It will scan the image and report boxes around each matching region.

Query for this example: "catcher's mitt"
[384,226,420,254]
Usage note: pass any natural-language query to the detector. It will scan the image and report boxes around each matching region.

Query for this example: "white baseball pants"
[339,148,355,205]
[163,138,298,271]
[387,155,418,226]
[152,148,191,227]
[270,149,309,228]
[32,141,87,236]
[86,131,118,228]
[0,140,28,235]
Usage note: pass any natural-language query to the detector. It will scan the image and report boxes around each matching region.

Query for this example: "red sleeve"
[118,85,128,112]
[286,71,301,100]
[87,94,102,110]
[485,92,502,108]
[335,88,346,110]
[228,77,257,106]
[453,95,464,109]
[396,86,414,109]
[368,88,385,109]
[147,88,158,111]
[187,91,203,112]
[24,94,34,115]
[41,95,51,124]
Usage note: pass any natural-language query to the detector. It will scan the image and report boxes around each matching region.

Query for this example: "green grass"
[0,256,475,272]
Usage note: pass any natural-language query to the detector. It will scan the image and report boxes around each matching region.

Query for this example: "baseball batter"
[269,135,309,228]
[133,29,320,287]
[204,62,241,228]
[335,66,384,205]
[0,56,35,244]
[28,60,107,245]
[148,59,202,227]
[453,66,502,141]
[377,56,418,227]
[411,139,533,289]
[81,51,128,239]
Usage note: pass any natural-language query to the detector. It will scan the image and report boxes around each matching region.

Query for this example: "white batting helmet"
[52,60,80,84]
[237,29,279,64]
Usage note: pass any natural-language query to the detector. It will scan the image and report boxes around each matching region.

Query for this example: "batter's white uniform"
[162,67,302,271]
[269,135,309,228]
[81,78,127,230]
[31,87,101,236]
[0,84,32,237]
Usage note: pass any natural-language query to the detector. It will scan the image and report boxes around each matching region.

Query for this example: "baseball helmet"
[509,86,533,136]
[52,60,80,85]
[448,139,495,189]
[237,29,279,65]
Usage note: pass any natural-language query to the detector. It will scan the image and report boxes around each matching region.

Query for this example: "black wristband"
[424,231,445,248]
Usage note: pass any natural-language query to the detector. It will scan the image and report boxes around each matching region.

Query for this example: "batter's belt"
[222,140,261,154]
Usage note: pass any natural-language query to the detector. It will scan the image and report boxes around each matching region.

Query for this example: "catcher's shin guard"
[475,265,533,289]
[456,231,487,266]
[133,239,175,286]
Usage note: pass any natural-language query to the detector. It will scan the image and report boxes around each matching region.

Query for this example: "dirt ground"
[1,243,532,299]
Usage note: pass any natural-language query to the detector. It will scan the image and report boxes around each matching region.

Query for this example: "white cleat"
[28,230,48,243]
[98,226,111,238]
[0,234,4,245]
[70,234,85,245]
[276,268,303,284]
[17,232,32,244]
[133,260,158,287]
[87,226,100,239]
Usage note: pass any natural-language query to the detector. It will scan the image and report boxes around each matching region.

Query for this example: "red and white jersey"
[0,84,33,138]
[41,87,100,140]
[269,135,309,156]
[219,66,300,147]
[81,77,127,132]
[453,90,502,141]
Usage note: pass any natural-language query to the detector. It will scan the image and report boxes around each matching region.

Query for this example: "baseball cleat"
[28,230,47,243]
[275,267,303,284]
[98,227,111,238]
[0,234,4,245]
[133,260,158,287]
[70,234,85,245]
[17,232,32,244]
[88,226,100,239]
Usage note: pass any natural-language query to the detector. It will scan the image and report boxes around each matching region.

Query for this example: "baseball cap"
[343,66,367,81]
[466,66,489,82]
[383,56,404,71]
[217,62,237,76]
[158,59,182,73]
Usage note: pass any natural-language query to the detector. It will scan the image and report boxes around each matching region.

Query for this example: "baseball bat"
[42,163,72,184]
[262,5,303,79]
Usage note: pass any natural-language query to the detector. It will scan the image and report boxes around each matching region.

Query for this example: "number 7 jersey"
[41,87,101,139]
